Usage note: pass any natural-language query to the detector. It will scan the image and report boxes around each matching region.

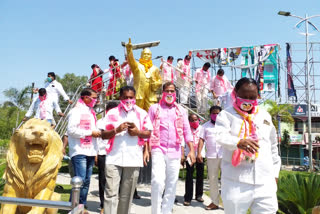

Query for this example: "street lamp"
[278,11,320,171]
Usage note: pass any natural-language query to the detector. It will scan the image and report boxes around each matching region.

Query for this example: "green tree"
[56,73,88,99]
[282,129,291,165]
[56,73,88,110]
[3,86,33,128]
[264,100,294,130]
[277,173,320,213]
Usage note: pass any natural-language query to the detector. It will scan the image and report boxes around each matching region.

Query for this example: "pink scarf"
[77,98,97,123]
[216,75,227,92]
[105,105,146,154]
[231,90,259,167]
[191,127,200,151]
[149,101,184,147]
[39,95,46,120]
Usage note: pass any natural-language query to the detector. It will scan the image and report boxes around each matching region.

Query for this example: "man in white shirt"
[23,88,64,125]
[160,56,176,83]
[101,86,153,214]
[197,105,222,210]
[45,72,73,105]
[194,63,211,114]
[67,88,101,210]
[96,101,118,214]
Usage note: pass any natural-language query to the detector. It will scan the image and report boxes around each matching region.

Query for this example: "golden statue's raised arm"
[125,38,139,75]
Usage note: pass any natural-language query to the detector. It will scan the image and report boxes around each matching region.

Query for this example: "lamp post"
[278,11,320,171]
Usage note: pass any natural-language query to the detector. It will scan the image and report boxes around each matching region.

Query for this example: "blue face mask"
[47,77,53,83]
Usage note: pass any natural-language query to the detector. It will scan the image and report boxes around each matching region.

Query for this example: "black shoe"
[174,198,178,203]
[133,193,141,199]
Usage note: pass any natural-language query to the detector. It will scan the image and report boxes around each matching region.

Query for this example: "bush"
[277,173,320,213]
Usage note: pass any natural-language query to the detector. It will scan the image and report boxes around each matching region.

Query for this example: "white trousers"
[179,85,190,104]
[221,178,278,214]
[196,88,209,114]
[207,158,221,205]
[151,151,180,214]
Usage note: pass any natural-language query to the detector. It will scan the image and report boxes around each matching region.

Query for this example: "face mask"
[86,97,97,108]
[47,77,53,83]
[39,94,46,101]
[189,121,199,129]
[236,97,258,111]
[162,92,176,105]
[120,99,136,111]
[211,114,217,122]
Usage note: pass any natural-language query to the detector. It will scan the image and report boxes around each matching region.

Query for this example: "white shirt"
[103,106,153,167]
[45,80,70,103]
[200,121,222,159]
[67,102,99,158]
[185,125,206,157]
[25,96,61,120]
[214,107,281,185]
[96,118,109,155]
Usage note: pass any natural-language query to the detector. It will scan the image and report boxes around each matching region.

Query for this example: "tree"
[3,86,33,128]
[3,86,33,110]
[56,73,88,99]
[264,100,294,130]
[56,73,88,110]
[282,129,291,165]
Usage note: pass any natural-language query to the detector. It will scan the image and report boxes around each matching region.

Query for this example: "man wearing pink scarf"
[145,82,196,214]
[210,68,233,99]
[101,86,152,214]
[176,55,192,104]
[194,62,211,114]
[67,88,101,210]
[160,56,176,83]
[24,88,64,125]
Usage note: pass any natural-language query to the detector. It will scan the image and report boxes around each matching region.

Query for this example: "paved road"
[57,173,224,214]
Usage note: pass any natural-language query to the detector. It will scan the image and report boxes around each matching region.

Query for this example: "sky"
[1,0,320,104]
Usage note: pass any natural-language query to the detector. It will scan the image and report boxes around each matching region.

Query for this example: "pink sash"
[105,106,146,154]
[191,128,200,151]
[80,114,93,148]
[39,99,46,120]
[149,102,184,147]
[215,75,227,92]
[231,91,259,167]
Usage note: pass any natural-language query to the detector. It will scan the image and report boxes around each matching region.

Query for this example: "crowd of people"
[88,54,233,113]
[23,54,281,214]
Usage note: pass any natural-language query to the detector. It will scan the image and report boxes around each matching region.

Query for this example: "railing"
[281,157,320,167]
[55,62,222,136]
[0,176,83,214]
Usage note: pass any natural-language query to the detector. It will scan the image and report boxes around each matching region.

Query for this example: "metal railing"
[0,176,83,214]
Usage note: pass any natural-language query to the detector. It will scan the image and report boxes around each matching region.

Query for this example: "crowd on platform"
[22,54,281,214]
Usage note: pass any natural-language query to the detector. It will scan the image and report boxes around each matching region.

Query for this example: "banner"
[286,43,297,100]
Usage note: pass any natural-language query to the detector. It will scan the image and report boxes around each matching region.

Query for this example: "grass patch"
[54,184,72,214]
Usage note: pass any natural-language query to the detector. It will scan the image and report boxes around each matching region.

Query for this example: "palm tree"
[263,100,294,130]
[277,173,320,213]
[3,86,33,127]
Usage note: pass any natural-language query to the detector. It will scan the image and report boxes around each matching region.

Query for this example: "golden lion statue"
[0,119,63,214]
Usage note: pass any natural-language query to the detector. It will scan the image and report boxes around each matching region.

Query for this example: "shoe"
[183,201,191,206]
[133,193,141,199]
[205,203,219,210]
[196,197,204,202]
[174,198,178,203]
[100,208,104,214]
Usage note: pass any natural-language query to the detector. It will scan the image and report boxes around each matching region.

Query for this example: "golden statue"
[126,38,162,111]
[1,119,63,214]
